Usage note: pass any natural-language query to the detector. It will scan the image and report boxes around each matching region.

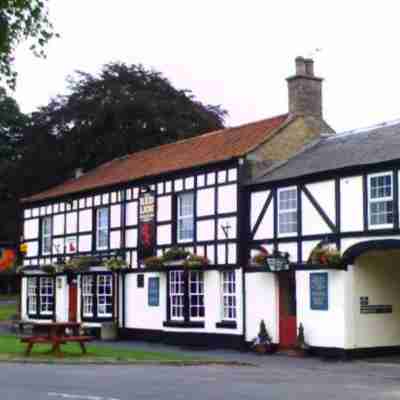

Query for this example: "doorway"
[68,280,78,322]
[279,271,297,348]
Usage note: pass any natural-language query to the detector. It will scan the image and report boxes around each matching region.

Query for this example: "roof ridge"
[93,113,289,168]
[253,137,323,182]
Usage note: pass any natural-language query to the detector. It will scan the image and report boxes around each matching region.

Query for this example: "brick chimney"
[287,56,323,117]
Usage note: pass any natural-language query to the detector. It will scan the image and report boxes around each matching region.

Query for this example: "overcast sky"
[12,0,400,132]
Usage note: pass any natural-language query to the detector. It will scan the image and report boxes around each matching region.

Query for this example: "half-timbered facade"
[248,120,400,356]
[19,56,337,348]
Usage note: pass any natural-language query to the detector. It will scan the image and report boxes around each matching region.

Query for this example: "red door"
[279,271,297,348]
[68,282,78,322]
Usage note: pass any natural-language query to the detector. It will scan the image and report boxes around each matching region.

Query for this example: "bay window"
[97,274,113,317]
[368,172,394,227]
[82,275,94,317]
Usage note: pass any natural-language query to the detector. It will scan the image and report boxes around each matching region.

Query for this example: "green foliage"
[64,256,100,273]
[104,257,128,271]
[309,243,342,267]
[162,247,190,262]
[0,0,58,89]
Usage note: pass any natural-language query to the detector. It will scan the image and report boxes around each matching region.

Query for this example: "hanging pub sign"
[266,250,290,272]
[138,187,156,263]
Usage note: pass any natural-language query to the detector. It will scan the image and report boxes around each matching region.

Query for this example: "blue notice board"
[148,277,160,306]
[310,272,328,310]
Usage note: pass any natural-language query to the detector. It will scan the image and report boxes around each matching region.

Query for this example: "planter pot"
[253,343,277,355]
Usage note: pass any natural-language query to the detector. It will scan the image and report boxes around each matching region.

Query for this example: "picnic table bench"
[18,322,94,357]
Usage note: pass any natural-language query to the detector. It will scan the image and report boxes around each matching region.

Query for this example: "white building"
[21,57,400,357]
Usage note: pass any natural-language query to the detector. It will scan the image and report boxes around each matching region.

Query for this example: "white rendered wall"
[305,180,336,222]
[352,251,400,348]
[125,272,166,330]
[301,192,331,236]
[245,272,278,343]
[55,276,69,322]
[20,277,27,320]
[340,176,363,232]
[296,270,348,348]
[253,198,274,240]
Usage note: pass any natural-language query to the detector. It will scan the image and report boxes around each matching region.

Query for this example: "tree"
[25,62,227,179]
[1,62,226,241]
[0,0,58,89]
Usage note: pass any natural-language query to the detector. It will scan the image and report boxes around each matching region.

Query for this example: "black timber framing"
[250,191,273,238]
[300,184,336,232]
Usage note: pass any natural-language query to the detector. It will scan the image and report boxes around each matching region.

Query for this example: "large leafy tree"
[0,0,57,89]
[1,62,227,241]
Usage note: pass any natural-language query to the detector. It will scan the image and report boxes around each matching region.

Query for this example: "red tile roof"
[23,114,289,203]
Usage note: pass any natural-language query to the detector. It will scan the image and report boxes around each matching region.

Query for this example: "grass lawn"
[0,303,17,321]
[0,335,208,362]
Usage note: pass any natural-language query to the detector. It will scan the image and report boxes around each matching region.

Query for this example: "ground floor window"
[27,276,54,318]
[168,270,205,323]
[221,271,236,320]
[81,273,114,320]
[189,271,204,318]
[169,270,184,320]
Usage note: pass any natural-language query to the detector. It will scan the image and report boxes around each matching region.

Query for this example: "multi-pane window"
[27,278,37,315]
[96,207,109,249]
[369,173,394,226]
[42,216,52,254]
[177,193,194,242]
[39,277,54,314]
[278,188,298,234]
[189,271,204,319]
[97,275,113,317]
[221,271,236,320]
[169,271,184,319]
[82,275,94,317]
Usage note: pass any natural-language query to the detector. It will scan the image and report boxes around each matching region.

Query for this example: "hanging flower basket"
[308,243,342,267]
[144,248,209,269]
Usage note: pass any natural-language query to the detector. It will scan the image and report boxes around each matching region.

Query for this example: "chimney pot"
[304,58,314,76]
[295,56,307,75]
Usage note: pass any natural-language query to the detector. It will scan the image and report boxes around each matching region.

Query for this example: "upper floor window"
[177,193,194,242]
[41,216,52,254]
[368,172,394,227]
[278,187,297,235]
[96,207,109,250]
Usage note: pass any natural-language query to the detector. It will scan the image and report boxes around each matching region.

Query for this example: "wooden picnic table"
[19,321,94,357]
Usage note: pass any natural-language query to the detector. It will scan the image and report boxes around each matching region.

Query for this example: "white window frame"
[189,271,205,320]
[278,187,298,236]
[97,274,113,318]
[27,277,37,315]
[177,192,195,243]
[96,207,109,250]
[221,271,236,321]
[368,172,394,229]
[82,275,94,317]
[169,270,184,320]
[39,277,54,315]
[42,216,52,255]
